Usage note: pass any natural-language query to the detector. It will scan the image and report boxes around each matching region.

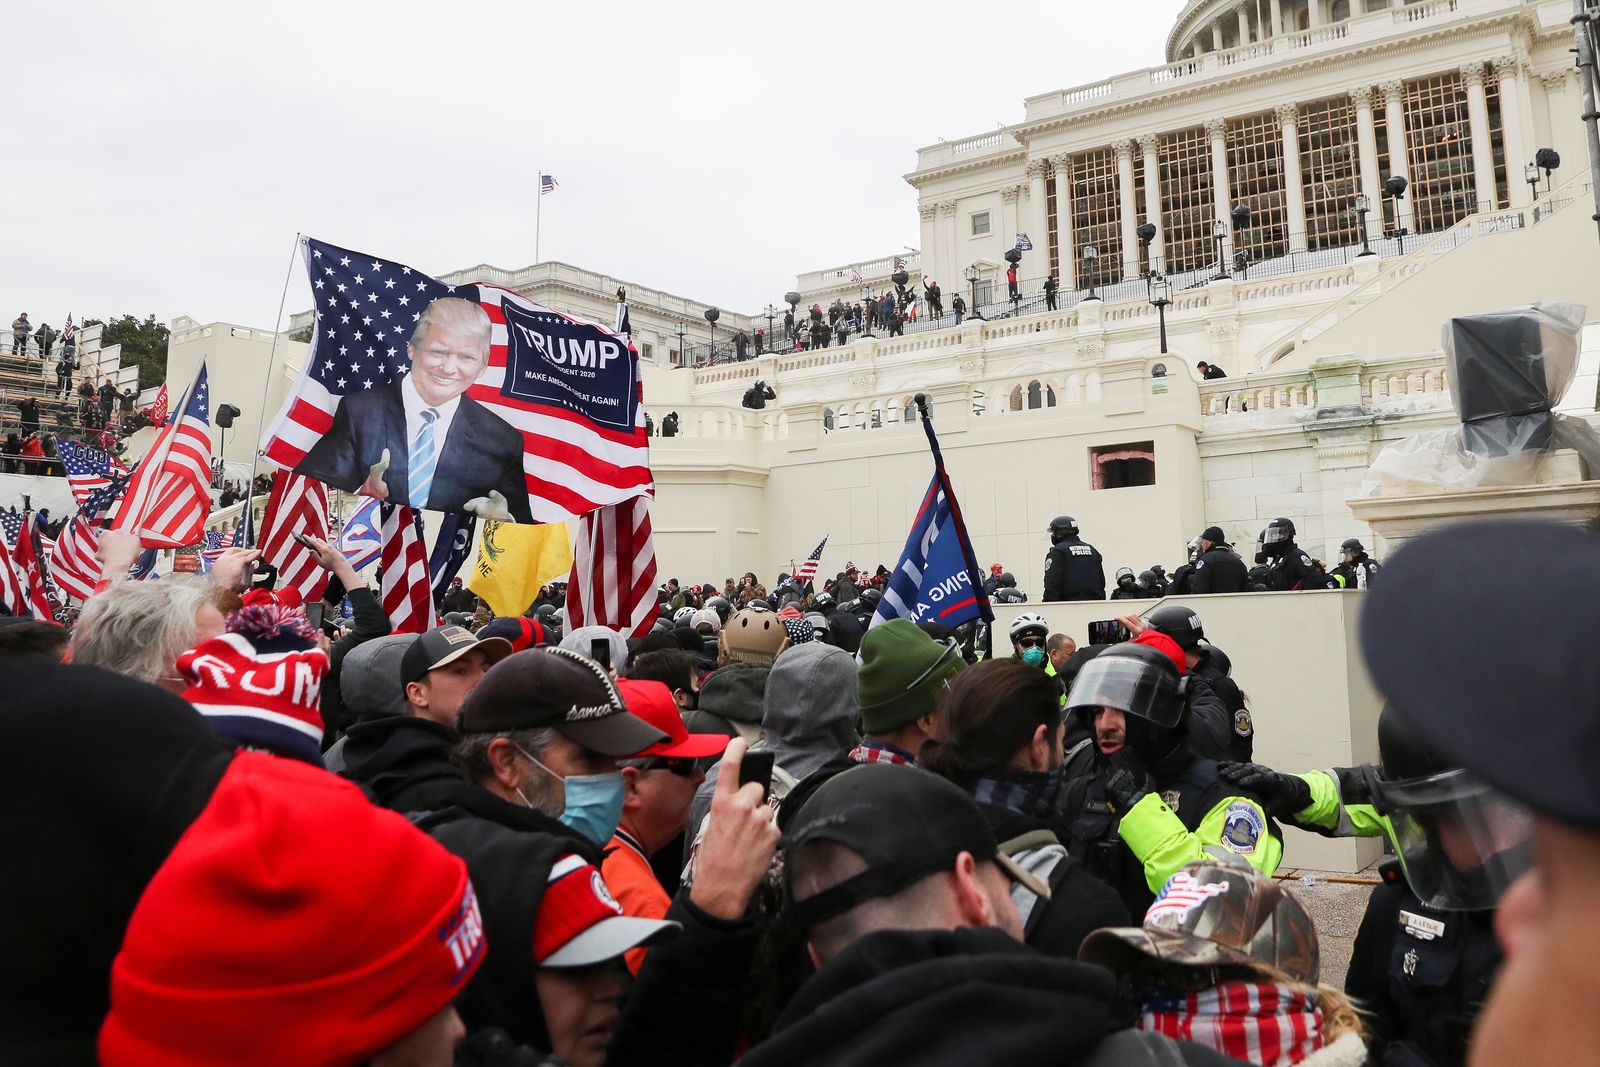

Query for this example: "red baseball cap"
[534,853,679,967]
[615,679,730,760]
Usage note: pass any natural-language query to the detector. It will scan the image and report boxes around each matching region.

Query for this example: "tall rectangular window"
[1300,95,1363,250]
[1159,127,1214,275]
[1227,111,1289,264]
[1484,70,1510,208]
[1373,102,1395,232]
[1070,146,1122,289]
[1046,161,1061,280]
[1404,72,1479,233]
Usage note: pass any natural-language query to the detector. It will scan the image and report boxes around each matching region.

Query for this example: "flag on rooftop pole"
[1015,233,1034,251]
[566,494,658,639]
[540,174,559,195]
[793,536,828,585]
[380,504,432,634]
[257,471,331,604]
[337,495,384,571]
[870,394,993,633]
[111,362,212,549]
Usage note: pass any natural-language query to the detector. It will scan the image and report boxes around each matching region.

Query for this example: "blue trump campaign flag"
[871,395,993,632]
[337,496,383,571]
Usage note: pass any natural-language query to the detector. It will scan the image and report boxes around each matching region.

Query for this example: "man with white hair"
[298,295,532,521]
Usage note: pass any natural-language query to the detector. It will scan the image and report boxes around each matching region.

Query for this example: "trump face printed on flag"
[297,296,532,522]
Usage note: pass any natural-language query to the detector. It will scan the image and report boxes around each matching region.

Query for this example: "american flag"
[849,266,863,284]
[893,257,906,272]
[380,504,432,633]
[58,440,129,506]
[143,383,169,426]
[0,512,54,619]
[1145,871,1231,925]
[566,495,658,639]
[540,174,559,195]
[337,495,383,571]
[793,536,828,585]
[258,237,652,524]
[257,472,331,604]
[199,528,234,566]
[49,472,133,601]
[61,314,74,345]
[112,364,211,548]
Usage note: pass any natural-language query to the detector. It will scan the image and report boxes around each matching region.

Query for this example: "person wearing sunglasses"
[603,679,731,974]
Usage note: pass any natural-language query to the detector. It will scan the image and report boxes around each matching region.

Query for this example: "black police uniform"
[1332,556,1382,589]
[742,383,775,410]
[1043,537,1106,602]
[1189,546,1249,594]
[1189,649,1252,762]
[1345,860,1500,1067]
[1266,545,1332,591]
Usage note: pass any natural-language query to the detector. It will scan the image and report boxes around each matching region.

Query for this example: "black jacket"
[318,587,390,741]
[1190,546,1248,594]
[298,380,533,522]
[1043,537,1106,602]
[339,715,481,815]
[1266,544,1333,591]
[740,927,1242,1067]
[1190,651,1251,762]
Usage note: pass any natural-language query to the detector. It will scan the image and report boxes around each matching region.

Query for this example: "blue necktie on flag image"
[338,496,384,571]
[429,512,478,608]
[1015,233,1034,251]
[871,396,993,632]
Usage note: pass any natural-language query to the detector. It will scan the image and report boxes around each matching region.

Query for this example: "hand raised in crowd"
[210,547,262,593]
[93,528,143,578]
[298,533,359,588]
[1114,613,1147,637]
[689,737,780,921]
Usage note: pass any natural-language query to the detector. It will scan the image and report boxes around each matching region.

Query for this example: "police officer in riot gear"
[1189,525,1249,594]
[1262,517,1332,591]
[1331,538,1382,589]
[1060,643,1282,918]
[741,378,776,410]
[1043,515,1106,601]
[1144,603,1252,762]
[1108,567,1143,600]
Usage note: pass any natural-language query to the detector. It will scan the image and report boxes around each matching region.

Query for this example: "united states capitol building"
[166,0,1599,600]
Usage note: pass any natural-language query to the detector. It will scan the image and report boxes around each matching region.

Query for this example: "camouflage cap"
[1078,861,1319,985]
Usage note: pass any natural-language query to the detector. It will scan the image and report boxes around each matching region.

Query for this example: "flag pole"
[535,171,543,265]
[913,392,994,623]
[248,232,304,494]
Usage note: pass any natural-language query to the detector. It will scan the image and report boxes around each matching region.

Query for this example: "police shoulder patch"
[1233,708,1253,737]
[1220,800,1265,856]
[1161,789,1182,813]
[1299,554,1314,567]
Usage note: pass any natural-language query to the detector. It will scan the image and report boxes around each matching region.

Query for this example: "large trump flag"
[259,237,652,525]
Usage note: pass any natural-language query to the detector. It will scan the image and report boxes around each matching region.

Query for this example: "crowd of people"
[2,503,1563,1067]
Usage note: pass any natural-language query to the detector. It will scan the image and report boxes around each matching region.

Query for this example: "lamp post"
[1536,147,1561,194]
[859,284,874,336]
[1383,174,1409,254]
[963,264,982,321]
[703,307,719,365]
[763,303,778,339]
[1230,204,1252,279]
[1136,222,1158,277]
[1081,245,1100,301]
[1525,161,1541,202]
[1147,273,1172,354]
[1355,193,1375,256]
[1211,218,1230,279]
[674,321,686,366]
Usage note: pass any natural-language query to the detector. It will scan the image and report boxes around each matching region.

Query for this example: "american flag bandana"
[847,740,915,766]
[1140,981,1322,1066]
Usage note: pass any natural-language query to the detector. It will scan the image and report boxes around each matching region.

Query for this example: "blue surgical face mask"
[1021,646,1047,668]
[516,745,625,845]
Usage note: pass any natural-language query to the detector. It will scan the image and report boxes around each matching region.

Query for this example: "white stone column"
[941,200,958,281]
[1352,85,1385,209]
[1460,64,1500,213]
[1270,0,1285,36]
[1212,21,1225,51]
[1381,79,1414,234]
[1237,4,1251,44]
[1277,103,1309,252]
[1140,135,1166,270]
[918,202,940,283]
[1050,155,1075,288]
[1207,119,1232,232]
[1543,71,1577,188]
[1496,57,1533,207]
[1000,185,1021,251]
[1115,140,1140,280]
[1026,159,1050,275]
[1308,0,1324,29]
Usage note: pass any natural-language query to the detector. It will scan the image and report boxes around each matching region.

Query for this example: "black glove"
[1101,749,1151,814]
[456,1027,560,1066]
[1217,761,1312,818]
[1333,764,1381,809]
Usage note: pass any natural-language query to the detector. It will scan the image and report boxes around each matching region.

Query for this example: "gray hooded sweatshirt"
[689,642,860,842]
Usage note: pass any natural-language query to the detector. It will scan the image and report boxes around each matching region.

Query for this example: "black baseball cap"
[783,763,1050,928]
[457,646,667,757]
[399,625,513,686]
[1361,519,1600,830]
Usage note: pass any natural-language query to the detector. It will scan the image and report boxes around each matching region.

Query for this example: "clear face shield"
[1065,656,1183,729]
[1375,768,1534,911]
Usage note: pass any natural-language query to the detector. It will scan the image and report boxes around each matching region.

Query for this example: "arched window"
[1008,385,1023,411]
[823,407,834,432]
[1046,386,1057,407]
[1330,0,1351,18]
[1027,380,1043,409]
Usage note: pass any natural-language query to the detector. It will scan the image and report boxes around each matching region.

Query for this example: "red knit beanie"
[177,602,328,765]
[99,753,486,1066]
[1132,630,1188,676]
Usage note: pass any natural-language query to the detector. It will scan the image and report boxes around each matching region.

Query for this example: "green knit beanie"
[856,619,966,734]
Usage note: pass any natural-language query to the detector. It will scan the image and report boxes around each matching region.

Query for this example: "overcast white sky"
[5,1,1182,330]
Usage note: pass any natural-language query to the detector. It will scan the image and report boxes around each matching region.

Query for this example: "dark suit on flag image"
[297,295,533,523]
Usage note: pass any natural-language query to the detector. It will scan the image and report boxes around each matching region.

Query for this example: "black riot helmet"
[860,587,884,607]
[1341,538,1365,554]
[1262,517,1297,558]
[1373,705,1533,911]
[1145,603,1204,650]
[997,572,1017,588]
[705,595,733,622]
[1048,515,1079,541]
[1067,644,1187,765]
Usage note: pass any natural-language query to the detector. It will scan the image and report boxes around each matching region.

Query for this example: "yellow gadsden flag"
[467,520,573,618]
